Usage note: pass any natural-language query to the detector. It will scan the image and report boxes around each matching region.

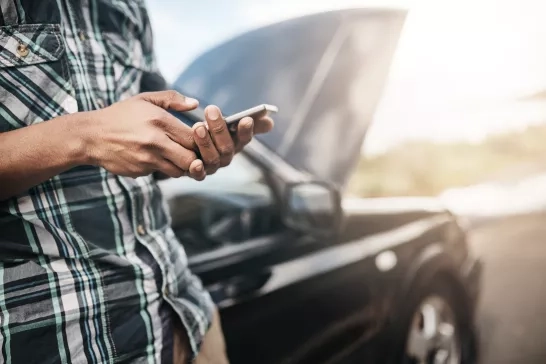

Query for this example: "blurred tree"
[347,123,546,197]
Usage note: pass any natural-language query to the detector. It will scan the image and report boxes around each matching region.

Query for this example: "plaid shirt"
[0,1,214,363]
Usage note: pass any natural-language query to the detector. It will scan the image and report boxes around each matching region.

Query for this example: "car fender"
[396,241,472,318]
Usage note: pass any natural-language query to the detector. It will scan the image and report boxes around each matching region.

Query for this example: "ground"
[470,213,546,364]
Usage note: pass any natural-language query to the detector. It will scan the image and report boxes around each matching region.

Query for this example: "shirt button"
[16,43,29,58]
[137,224,146,236]
[96,98,105,108]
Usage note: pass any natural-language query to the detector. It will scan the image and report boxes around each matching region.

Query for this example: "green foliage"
[347,124,546,197]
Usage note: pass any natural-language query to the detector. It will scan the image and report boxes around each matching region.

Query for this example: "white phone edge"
[224,104,279,125]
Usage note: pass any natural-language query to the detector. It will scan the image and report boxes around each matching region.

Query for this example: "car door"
[216,196,453,364]
[218,241,383,364]
[159,150,379,364]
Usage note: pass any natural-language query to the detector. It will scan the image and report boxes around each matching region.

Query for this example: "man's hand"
[0,90,274,200]
[191,106,274,175]
[84,91,208,180]
[84,90,274,180]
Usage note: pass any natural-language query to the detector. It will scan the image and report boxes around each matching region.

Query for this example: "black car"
[159,8,482,364]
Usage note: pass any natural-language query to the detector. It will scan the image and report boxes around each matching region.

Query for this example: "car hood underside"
[174,8,407,188]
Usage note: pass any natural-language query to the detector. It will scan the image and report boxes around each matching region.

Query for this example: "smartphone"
[224,104,278,132]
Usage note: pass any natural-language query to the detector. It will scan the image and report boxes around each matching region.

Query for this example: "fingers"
[234,117,253,152]
[188,159,206,181]
[152,111,196,150]
[135,91,198,150]
[160,139,205,181]
[154,160,204,181]
[137,90,199,112]
[155,160,185,179]
[161,140,196,169]
[192,122,221,174]
[253,115,274,134]
[204,105,234,167]
[139,98,272,180]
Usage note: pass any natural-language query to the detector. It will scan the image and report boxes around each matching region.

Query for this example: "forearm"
[0,113,88,201]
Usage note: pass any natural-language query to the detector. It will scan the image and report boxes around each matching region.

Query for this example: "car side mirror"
[283,181,342,237]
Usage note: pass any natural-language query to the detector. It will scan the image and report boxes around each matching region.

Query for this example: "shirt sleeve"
[139,5,170,93]
[138,8,176,179]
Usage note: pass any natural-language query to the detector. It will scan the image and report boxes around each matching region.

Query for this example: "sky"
[147,0,546,155]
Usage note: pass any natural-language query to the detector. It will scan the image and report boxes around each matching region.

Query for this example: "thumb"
[137,90,199,111]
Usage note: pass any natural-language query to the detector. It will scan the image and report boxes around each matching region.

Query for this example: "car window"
[161,154,282,256]
[160,153,268,195]
[190,153,264,188]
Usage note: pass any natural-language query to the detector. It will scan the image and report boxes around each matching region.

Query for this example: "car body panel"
[160,160,478,362]
[213,198,476,363]
[215,208,464,363]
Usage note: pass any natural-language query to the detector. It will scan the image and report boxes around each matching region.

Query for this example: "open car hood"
[174,8,407,188]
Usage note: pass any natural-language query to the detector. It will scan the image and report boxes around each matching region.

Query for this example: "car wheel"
[389,277,478,364]
[405,294,461,363]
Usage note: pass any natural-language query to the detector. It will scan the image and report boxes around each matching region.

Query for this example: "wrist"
[55,112,96,167]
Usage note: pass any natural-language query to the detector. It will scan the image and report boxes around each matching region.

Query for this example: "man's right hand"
[83,91,207,180]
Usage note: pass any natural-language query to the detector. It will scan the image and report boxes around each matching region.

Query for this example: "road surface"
[470,213,546,364]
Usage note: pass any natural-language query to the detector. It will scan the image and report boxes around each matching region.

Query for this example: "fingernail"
[207,106,220,120]
[196,126,206,138]
[186,97,198,106]
[195,162,203,172]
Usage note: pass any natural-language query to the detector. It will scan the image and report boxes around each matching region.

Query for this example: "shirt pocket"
[0,24,76,131]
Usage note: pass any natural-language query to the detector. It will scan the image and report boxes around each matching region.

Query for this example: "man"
[0,1,273,363]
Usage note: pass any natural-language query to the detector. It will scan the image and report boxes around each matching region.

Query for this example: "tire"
[386,276,478,364]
